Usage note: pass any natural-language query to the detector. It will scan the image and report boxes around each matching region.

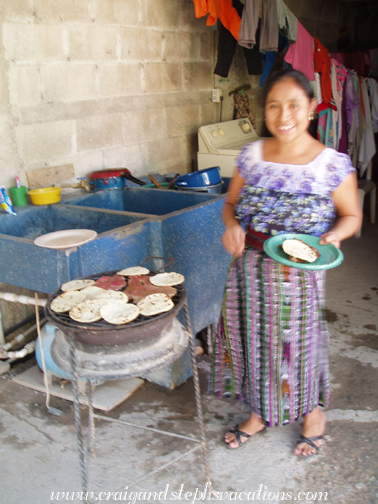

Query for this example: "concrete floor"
[1,218,378,504]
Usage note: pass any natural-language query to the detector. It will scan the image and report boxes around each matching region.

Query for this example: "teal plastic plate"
[263,233,344,270]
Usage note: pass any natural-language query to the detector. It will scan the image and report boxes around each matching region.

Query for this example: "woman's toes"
[224,434,239,448]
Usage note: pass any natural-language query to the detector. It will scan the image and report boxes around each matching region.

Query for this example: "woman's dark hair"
[262,69,314,107]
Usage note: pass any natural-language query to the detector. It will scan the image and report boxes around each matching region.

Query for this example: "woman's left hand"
[319,231,340,249]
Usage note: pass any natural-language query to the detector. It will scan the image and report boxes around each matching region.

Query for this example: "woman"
[210,69,362,456]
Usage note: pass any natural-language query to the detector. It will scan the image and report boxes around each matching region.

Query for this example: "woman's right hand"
[222,223,246,257]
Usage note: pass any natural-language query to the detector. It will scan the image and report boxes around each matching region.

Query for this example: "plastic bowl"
[28,187,61,205]
[174,167,221,187]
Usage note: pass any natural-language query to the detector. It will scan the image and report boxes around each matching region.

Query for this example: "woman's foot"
[294,407,326,457]
[224,412,266,449]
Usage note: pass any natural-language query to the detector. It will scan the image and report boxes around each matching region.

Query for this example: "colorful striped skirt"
[209,248,329,427]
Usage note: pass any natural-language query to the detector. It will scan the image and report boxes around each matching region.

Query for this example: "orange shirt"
[193,0,241,41]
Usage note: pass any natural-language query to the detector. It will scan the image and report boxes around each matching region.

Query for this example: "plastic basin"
[28,187,61,205]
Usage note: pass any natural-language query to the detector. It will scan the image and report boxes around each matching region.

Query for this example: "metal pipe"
[0,292,47,307]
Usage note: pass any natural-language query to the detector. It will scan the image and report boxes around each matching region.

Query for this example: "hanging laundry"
[284,21,315,81]
[259,32,289,86]
[330,59,347,150]
[352,76,366,167]
[314,39,332,109]
[259,0,279,53]
[366,78,378,133]
[358,79,376,175]
[214,0,262,78]
[338,77,349,154]
[238,0,259,49]
[276,0,297,42]
[193,0,241,40]
[315,73,322,105]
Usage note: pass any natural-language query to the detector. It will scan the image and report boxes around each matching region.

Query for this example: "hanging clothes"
[276,0,297,42]
[366,78,378,133]
[344,71,360,158]
[358,79,376,175]
[338,77,349,154]
[214,0,262,78]
[315,73,322,105]
[314,39,332,109]
[193,0,241,40]
[284,21,315,81]
[352,76,366,168]
[238,0,259,49]
[259,0,279,53]
[259,32,289,86]
[330,58,347,150]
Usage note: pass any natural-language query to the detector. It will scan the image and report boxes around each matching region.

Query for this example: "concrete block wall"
[0,0,220,188]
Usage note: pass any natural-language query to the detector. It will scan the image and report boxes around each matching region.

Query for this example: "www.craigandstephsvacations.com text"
[50,483,329,503]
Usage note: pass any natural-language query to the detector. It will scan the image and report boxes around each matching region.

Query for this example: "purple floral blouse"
[235,140,355,236]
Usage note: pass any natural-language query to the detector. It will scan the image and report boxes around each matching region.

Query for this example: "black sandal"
[224,423,266,449]
[295,434,323,454]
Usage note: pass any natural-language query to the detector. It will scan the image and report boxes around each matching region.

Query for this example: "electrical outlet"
[211,88,222,103]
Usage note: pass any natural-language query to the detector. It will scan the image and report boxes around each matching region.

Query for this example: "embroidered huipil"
[210,140,355,426]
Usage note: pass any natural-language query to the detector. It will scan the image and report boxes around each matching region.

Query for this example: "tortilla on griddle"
[149,272,184,287]
[100,301,140,325]
[94,290,129,302]
[80,286,107,299]
[69,299,104,323]
[117,266,150,276]
[50,291,87,313]
[137,293,174,316]
[61,279,95,292]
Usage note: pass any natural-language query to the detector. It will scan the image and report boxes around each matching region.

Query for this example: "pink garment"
[284,21,315,81]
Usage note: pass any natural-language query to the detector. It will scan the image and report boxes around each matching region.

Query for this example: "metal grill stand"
[67,300,211,502]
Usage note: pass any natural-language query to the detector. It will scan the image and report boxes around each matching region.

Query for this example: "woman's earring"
[308,112,314,121]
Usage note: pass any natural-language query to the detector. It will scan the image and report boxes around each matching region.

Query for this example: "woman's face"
[264,78,316,143]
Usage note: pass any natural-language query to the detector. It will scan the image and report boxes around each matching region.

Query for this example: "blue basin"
[0,204,150,240]
[0,185,231,335]
[62,186,218,216]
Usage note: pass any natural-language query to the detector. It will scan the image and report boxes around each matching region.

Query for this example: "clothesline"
[193,0,378,174]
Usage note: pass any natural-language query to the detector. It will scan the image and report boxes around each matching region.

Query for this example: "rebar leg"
[68,334,88,499]
[86,379,96,457]
[183,300,212,488]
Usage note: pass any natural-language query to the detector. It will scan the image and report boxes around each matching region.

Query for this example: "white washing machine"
[197,118,262,178]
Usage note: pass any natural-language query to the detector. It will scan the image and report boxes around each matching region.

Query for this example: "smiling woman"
[209,69,362,458]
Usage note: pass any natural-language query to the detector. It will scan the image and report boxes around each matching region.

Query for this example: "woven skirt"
[209,248,330,427]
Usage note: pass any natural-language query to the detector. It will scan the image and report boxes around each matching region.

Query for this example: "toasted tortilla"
[80,286,107,299]
[282,238,321,263]
[117,266,150,276]
[69,299,104,323]
[137,293,174,316]
[94,290,129,302]
[50,291,87,313]
[149,272,185,287]
[61,279,95,292]
[100,301,140,325]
